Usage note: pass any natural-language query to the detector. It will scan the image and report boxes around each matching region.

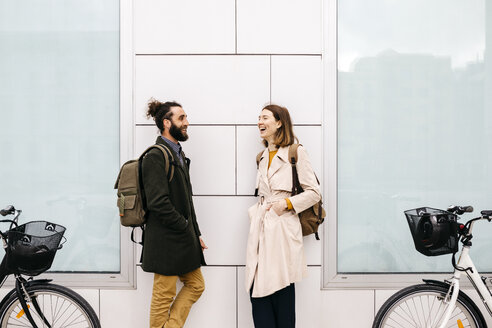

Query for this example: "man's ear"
[163,118,171,130]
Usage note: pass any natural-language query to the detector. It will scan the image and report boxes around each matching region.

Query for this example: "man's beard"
[170,123,189,141]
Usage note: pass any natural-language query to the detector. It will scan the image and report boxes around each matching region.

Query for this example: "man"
[141,99,207,328]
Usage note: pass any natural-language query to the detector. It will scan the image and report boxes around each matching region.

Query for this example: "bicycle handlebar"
[0,206,21,238]
[447,205,474,215]
[0,206,15,217]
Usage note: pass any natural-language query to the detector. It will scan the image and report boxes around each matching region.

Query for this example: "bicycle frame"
[439,219,492,328]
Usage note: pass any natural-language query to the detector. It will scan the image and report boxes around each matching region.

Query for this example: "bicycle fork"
[438,246,492,328]
[15,276,51,328]
[436,273,461,328]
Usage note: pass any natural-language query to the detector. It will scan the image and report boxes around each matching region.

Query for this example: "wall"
[104,0,492,327]
[117,1,332,325]
[6,0,490,327]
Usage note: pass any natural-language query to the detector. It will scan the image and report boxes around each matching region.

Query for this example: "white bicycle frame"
[438,218,492,328]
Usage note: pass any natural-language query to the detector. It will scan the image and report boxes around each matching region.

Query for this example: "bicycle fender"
[422,279,451,287]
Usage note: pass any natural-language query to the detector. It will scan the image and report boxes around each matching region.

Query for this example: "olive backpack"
[114,144,176,244]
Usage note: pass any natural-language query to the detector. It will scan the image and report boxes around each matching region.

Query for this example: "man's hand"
[199,237,208,251]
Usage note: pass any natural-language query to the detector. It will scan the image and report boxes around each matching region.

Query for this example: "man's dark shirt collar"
[160,136,184,165]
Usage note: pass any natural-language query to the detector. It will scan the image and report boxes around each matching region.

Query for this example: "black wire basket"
[6,221,66,276]
[404,207,458,256]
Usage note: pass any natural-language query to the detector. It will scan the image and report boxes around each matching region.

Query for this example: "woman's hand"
[268,200,288,216]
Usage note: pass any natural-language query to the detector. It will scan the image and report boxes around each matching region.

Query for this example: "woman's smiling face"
[258,109,281,143]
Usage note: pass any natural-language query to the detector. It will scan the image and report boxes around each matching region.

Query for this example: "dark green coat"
[141,137,205,275]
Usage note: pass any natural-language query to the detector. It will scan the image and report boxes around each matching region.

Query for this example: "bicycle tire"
[0,282,101,328]
[373,283,486,328]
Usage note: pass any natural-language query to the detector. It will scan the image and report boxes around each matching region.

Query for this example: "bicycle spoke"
[401,299,420,326]
[410,297,424,327]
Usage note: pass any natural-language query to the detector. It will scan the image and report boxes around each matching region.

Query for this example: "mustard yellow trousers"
[149,268,205,328]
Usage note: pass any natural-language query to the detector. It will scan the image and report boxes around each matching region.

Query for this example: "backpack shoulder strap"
[254,150,265,196]
[150,144,175,182]
[289,144,302,195]
[255,150,264,169]
[140,144,175,182]
[288,143,301,165]
[137,144,175,216]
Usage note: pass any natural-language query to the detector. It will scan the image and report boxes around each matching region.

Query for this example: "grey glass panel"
[338,0,492,273]
[0,1,120,272]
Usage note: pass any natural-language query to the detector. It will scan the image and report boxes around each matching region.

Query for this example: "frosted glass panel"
[0,1,119,272]
[338,0,492,273]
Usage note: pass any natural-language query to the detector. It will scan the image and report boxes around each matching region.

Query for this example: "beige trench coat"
[245,145,321,298]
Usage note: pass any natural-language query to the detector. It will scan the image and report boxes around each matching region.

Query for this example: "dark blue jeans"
[250,283,296,328]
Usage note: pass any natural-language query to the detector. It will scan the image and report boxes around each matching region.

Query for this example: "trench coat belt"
[257,194,291,233]
[258,194,287,206]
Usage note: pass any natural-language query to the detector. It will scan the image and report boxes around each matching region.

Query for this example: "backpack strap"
[289,144,303,196]
[137,144,176,218]
[254,150,264,197]
[141,144,175,182]
[288,143,300,165]
[255,151,263,169]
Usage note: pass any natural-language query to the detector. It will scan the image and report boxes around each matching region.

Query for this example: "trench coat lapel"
[267,146,289,179]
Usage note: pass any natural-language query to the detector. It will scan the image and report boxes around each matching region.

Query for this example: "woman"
[245,104,321,328]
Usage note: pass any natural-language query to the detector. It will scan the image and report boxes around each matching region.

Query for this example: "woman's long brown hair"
[262,104,297,148]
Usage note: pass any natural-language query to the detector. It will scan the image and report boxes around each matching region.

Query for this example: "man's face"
[168,106,189,141]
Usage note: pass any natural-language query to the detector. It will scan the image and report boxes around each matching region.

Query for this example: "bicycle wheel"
[373,283,486,328]
[0,282,100,328]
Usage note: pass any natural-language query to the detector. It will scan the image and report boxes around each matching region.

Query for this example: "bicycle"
[0,205,101,328]
[373,205,492,328]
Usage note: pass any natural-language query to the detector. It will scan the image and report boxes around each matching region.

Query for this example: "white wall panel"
[297,267,324,327]
[238,266,324,328]
[184,267,237,328]
[236,126,264,195]
[303,235,322,265]
[271,56,323,124]
[135,56,270,124]
[193,196,254,265]
[135,125,161,156]
[184,126,236,195]
[321,289,374,328]
[374,289,397,313]
[135,0,235,54]
[135,126,236,195]
[237,0,321,54]
[100,267,153,327]
[294,126,323,183]
[237,266,253,328]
